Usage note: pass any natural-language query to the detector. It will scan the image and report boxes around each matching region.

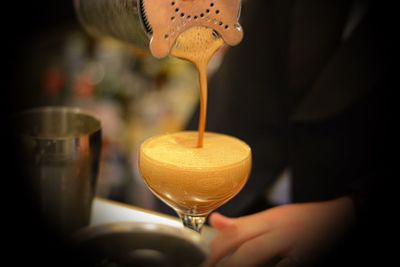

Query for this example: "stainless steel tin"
[17,106,102,235]
[72,222,208,267]
[74,0,149,49]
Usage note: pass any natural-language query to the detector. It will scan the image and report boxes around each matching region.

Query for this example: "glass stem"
[178,212,207,233]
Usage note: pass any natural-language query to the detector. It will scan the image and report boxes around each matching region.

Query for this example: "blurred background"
[5,0,224,213]
[4,4,228,265]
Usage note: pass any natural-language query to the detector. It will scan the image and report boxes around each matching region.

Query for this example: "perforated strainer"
[139,0,244,58]
[74,0,243,59]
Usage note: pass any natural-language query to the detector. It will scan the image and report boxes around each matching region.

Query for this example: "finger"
[209,212,234,230]
[205,211,273,267]
[223,232,285,267]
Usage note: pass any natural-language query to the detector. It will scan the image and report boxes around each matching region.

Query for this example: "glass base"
[177,212,207,233]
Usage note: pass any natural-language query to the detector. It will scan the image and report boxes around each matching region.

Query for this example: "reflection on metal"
[17,106,102,235]
[72,222,207,267]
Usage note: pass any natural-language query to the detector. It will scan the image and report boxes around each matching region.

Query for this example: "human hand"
[204,197,355,267]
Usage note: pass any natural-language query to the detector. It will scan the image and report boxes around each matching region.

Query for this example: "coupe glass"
[139,131,251,233]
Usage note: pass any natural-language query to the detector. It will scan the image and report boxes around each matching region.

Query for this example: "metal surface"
[145,0,243,58]
[72,222,208,267]
[73,0,243,58]
[17,106,102,235]
[74,0,150,50]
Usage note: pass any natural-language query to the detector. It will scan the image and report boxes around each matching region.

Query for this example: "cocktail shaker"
[74,0,149,51]
[17,106,102,236]
[74,0,244,58]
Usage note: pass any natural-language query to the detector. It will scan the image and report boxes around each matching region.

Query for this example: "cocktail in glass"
[139,131,251,232]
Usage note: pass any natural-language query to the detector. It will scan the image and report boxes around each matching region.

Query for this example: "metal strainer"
[74,0,243,58]
[140,0,243,58]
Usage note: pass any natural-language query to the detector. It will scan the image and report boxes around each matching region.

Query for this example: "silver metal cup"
[72,222,208,267]
[17,106,102,236]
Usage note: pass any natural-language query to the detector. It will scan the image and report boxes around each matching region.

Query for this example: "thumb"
[209,212,235,230]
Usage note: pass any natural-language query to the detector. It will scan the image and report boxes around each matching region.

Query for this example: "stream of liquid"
[170,27,224,147]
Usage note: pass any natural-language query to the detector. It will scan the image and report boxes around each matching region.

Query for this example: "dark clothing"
[184,0,394,265]
[185,0,393,215]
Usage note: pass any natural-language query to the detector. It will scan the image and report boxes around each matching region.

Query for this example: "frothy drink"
[139,25,249,229]
[139,131,251,215]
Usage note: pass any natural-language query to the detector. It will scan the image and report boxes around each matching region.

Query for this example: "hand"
[204,197,355,267]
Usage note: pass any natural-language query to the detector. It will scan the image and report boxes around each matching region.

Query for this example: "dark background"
[5,1,76,113]
[3,1,84,266]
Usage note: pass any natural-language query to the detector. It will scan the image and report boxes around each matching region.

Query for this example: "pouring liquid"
[170,27,224,147]
[139,26,248,232]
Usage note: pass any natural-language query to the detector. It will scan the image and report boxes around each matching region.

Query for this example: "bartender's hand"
[204,197,355,267]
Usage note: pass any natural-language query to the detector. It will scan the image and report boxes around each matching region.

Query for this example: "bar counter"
[90,197,217,245]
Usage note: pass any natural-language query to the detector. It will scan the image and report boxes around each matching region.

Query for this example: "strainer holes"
[219,21,223,26]
[171,16,175,21]
[175,8,179,12]
[171,1,175,5]
[212,30,220,39]
[225,25,229,30]
[206,9,210,13]
[180,12,185,17]
[210,3,214,7]
[216,10,220,14]
[194,15,198,20]
[164,34,169,39]
[200,13,204,17]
